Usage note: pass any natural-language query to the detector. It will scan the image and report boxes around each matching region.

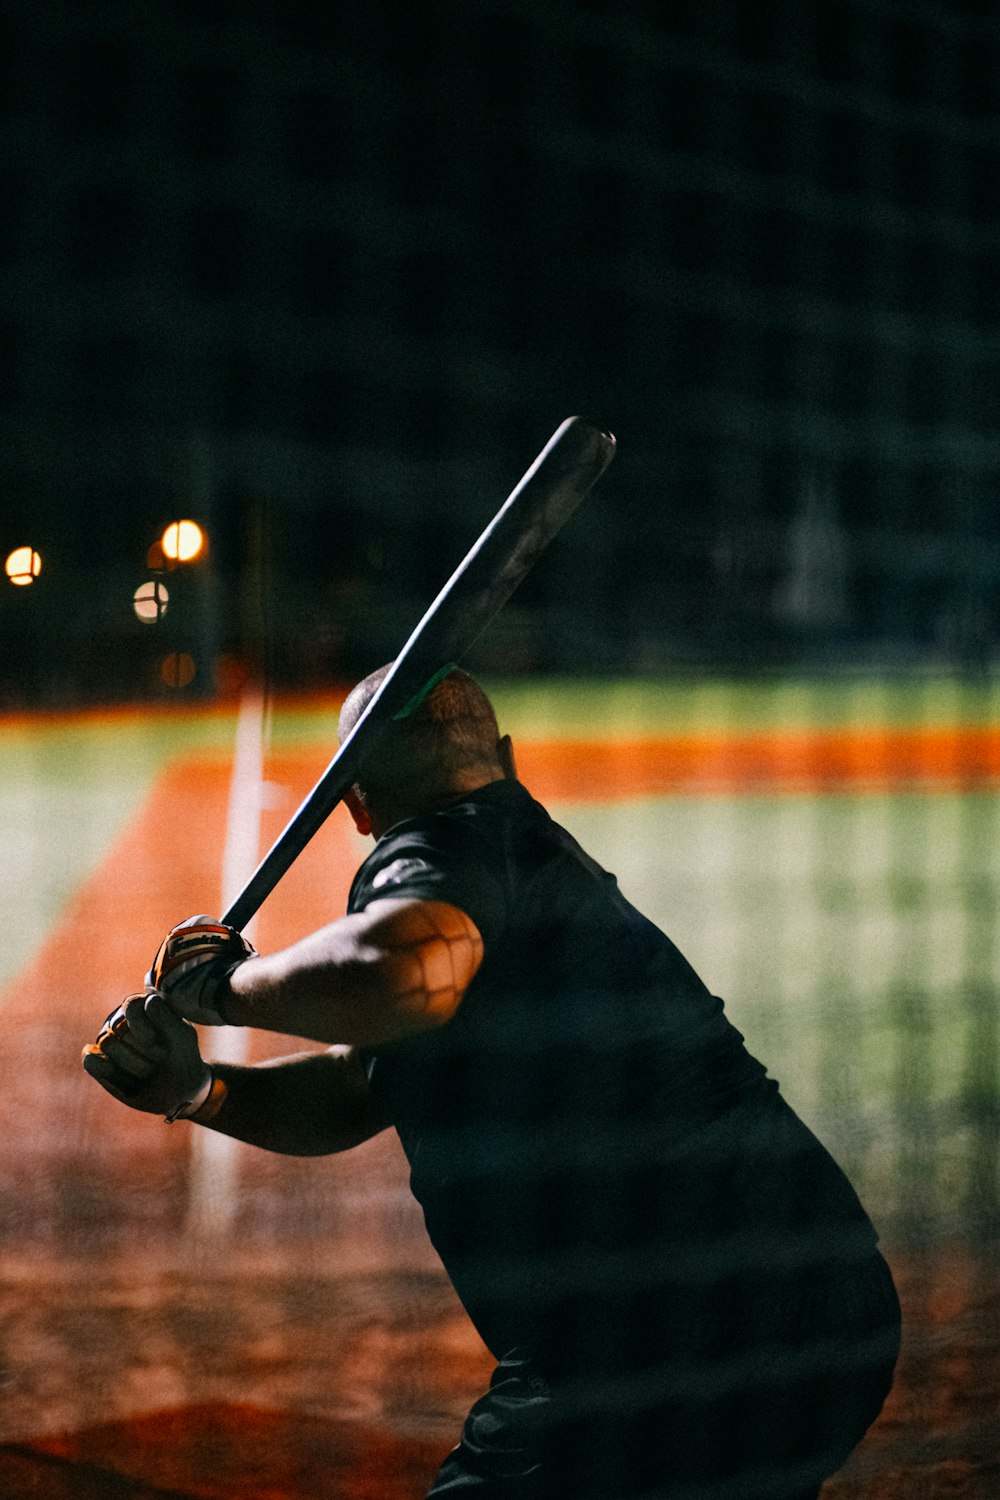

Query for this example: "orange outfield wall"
[515,725,1000,799]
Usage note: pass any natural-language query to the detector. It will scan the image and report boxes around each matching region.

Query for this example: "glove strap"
[210,962,246,1027]
[190,1073,229,1123]
[165,1068,228,1124]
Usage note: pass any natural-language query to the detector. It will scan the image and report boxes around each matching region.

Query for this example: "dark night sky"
[0,0,997,697]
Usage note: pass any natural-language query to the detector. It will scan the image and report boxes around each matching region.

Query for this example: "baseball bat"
[221,415,616,932]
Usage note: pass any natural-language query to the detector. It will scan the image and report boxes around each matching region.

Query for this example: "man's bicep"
[355,898,485,1030]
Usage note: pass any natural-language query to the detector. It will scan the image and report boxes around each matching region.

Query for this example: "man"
[84,667,900,1500]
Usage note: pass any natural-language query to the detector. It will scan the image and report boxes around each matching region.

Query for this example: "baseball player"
[84,667,900,1500]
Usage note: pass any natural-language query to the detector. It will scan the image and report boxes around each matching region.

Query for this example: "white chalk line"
[185,690,267,1242]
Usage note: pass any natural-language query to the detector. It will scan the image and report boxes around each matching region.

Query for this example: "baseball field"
[0,671,997,1497]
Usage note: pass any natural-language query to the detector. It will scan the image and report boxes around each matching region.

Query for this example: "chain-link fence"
[0,2,997,1493]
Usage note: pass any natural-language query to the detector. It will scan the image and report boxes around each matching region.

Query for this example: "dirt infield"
[0,1242,997,1498]
[0,725,997,1495]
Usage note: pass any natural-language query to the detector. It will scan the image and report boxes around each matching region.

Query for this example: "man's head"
[339,665,515,837]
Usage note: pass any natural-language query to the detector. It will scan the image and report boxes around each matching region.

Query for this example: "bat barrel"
[222,416,616,932]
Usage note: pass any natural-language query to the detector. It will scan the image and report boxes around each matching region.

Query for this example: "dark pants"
[426,1251,900,1500]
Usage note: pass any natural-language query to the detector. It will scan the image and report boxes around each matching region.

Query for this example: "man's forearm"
[223,921,396,1045]
[222,900,482,1047]
[194,1048,387,1155]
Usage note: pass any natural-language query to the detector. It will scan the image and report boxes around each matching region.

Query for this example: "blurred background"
[0,0,996,702]
[0,1,998,1496]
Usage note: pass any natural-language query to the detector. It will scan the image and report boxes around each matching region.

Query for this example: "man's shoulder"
[347,782,538,921]
[388,778,542,844]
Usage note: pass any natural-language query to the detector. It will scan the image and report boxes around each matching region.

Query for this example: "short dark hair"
[339,665,503,812]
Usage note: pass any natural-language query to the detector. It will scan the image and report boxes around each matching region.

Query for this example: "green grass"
[0,707,240,988]
[234,670,1000,747]
[486,670,1000,736]
[556,789,1000,1233]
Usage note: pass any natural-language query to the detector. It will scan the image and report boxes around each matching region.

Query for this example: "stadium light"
[161,519,206,563]
[5,546,42,586]
[133,579,170,623]
[160,651,196,688]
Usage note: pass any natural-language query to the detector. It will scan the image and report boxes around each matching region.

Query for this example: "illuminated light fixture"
[161,519,206,563]
[160,651,196,688]
[5,546,42,586]
[133,579,170,623]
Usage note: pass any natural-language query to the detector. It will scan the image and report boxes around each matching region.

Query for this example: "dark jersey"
[349,779,877,1363]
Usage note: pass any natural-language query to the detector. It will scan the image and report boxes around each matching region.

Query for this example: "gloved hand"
[82,991,215,1120]
[145,914,257,1026]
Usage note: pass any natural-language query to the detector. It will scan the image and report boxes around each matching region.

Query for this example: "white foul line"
[186,689,267,1241]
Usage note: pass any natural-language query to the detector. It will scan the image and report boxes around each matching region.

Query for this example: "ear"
[497,734,518,782]
[344,787,374,837]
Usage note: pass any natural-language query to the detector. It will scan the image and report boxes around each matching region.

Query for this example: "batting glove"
[146,914,257,1026]
[82,991,218,1121]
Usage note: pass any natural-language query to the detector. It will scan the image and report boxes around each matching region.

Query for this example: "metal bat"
[222,414,616,932]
